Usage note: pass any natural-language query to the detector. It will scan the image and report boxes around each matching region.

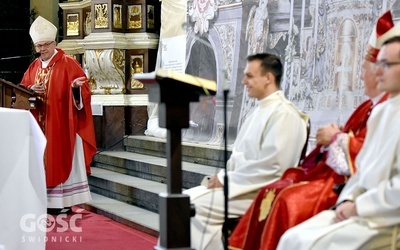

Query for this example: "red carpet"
[46,207,157,250]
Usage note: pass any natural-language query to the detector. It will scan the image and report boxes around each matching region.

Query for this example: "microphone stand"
[222,79,229,250]
[182,22,231,249]
[0,55,33,61]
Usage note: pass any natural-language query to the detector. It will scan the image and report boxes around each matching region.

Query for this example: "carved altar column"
[58,0,161,149]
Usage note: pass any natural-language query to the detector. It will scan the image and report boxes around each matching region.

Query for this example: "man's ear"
[265,71,275,84]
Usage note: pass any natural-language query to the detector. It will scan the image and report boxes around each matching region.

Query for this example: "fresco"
[157,0,398,147]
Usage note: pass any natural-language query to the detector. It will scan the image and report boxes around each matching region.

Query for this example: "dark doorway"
[0,0,33,84]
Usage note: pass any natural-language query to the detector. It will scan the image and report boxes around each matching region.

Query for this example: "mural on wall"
[157,0,398,145]
[152,0,400,148]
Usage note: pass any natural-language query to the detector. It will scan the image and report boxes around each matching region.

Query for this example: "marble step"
[123,135,232,168]
[87,135,231,238]
[89,158,219,211]
[89,167,166,213]
[92,150,221,189]
[82,192,159,237]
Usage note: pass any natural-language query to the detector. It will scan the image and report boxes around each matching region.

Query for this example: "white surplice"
[277,93,400,250]
[184,91,308,250]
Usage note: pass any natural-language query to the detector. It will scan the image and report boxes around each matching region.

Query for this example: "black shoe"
[47,208,62,215]
[60,207,72,214]
[47,207,72,215]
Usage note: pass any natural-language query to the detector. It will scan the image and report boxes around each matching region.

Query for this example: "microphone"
[0,55,34,60]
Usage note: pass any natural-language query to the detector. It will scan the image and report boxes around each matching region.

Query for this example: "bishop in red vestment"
[20,16,96,211]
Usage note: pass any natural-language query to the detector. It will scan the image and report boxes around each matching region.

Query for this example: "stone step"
[89,167,165,213]
[92,150,221,189]
[124,135,232,168]
[87,135,231,238]
[82,192,159,237]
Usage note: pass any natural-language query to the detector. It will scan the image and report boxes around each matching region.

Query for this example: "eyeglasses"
[34,41,54,50]
[375,61,400,70]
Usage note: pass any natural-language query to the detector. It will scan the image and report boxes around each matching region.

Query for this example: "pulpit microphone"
[182,21,230,250]
[0,55,34,61]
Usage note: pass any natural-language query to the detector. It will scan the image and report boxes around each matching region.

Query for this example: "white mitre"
[29,16,57,44]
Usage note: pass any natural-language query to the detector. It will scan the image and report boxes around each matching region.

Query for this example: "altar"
[0,108,46,250]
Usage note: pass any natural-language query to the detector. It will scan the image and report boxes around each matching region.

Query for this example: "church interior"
[1,0,400,250]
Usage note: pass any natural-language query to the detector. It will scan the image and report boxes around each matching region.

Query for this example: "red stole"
[20,49,97,187]
[228,93,389,250]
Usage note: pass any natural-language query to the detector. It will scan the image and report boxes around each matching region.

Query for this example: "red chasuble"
[229,93,389,250]
[20,48,97,187]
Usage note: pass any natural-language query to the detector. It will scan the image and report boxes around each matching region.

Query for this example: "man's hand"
[71,76,86,88]
[316,123,341,146]
[207,175,223,189]
[333,201,357,223]
[30,83,45,95]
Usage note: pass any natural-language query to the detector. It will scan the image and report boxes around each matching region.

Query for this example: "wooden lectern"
[134,69,217,250]
[0,78,35,109]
